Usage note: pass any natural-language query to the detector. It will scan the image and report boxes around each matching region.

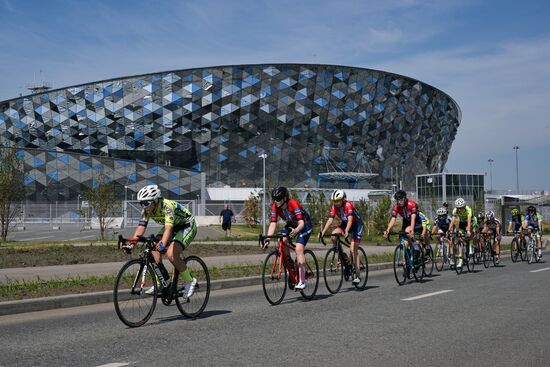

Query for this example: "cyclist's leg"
[294,230,311,286]
[168,221,197,274]
[535,229,543,257]
[351,222,363,277]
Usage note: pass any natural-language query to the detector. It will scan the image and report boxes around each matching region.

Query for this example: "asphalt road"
[1,257,549,367]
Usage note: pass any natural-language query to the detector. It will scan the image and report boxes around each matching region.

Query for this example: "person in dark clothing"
[219,203,235,236]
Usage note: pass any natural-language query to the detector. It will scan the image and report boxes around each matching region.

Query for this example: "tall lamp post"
[488,159,494,193]
[513,146,519,193]
[258,153,268,235]
[123,186,128,228]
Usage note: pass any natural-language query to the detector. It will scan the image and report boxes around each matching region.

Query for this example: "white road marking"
[530,267,550,273]
[402,290,454,301]
[94,363,130,367]
[16,235,54,241]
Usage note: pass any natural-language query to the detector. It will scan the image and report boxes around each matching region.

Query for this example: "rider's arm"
[466,215,472,233]
[160,224,173,246]
[507,221,512,233]
[384,217,396,236]
[321,217,334,235]
[410,213,417,231]
[292,219,305,235]
[133,224,146,238]
[266,221,277,236]
[344,215,354,235]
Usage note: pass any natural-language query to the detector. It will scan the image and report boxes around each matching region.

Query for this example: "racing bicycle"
[259,234,319,305]
[114,235,210,327]
[320,233,368,294]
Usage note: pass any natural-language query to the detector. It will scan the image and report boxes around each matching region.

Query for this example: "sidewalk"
[0,244,396,283]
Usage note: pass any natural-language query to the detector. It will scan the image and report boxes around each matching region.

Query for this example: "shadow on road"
[156,309,232,324]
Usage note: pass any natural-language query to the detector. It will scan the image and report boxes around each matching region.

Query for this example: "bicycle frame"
[320,234,355,275]
[261,234,299,284]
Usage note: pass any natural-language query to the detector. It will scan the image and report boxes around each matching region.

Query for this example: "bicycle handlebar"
[319,233,351,246]
[258,234,294,249]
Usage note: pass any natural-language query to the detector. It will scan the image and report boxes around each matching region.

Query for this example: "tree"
[355,198,371,236]
[0,148,25,242]
[243,192,261,226]
[83,173,120,240]
[372,194,392,235]
[304,192,331,234]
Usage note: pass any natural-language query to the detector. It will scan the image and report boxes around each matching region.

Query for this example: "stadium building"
[0,64,461,202]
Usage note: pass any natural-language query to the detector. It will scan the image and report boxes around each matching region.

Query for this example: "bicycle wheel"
[393,245,407,286]
[423,245,434,277]
[412,247,424,282]
[454,243,463,274]
[323,248,343,294]
[113,259,157,328]
[466,245,475,273]
[510,238,519,263]
[520,238,527,261]
[300,249,319,300]
[527,244,534,264]
[435,243,445,272]
[175,256,210,318]
[353,246,369,289]
[483,241,491,268]
[491,241,497,267]
[262,250,287,305]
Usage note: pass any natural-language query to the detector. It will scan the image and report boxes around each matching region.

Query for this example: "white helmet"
[137,185,161,201]
[485,210,495,221]
[454,197,465,208]
[436,207,447,216]
[331,189,346,201]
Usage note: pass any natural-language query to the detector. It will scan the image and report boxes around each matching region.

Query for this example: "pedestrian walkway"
[0,245,396,284]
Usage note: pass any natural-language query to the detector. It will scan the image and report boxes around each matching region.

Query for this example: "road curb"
[0,262,395,316]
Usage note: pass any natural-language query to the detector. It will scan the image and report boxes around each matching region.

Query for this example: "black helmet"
[527,205,536,213]
[394,190,407,201]
[271,186,289,201]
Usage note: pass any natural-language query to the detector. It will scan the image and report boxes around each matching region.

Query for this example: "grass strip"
[0,251,395,301]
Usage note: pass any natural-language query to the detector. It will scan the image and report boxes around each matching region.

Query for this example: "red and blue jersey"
[271,199,312,231]
[391,200,418,221]
[329,200,362,224]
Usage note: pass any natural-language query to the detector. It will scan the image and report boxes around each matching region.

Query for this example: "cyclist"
[432,207,451,236]
[130,184,198,298]
[319,189,364,284]
[263,186,313,290]
[383,190,422,260]
[474,211,486,253]
[482,210,502,264]
[507,208,524,234]
[449,197,473,269]
[523,206,543,260]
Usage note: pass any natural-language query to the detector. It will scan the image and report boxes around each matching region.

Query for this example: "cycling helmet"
[331,189,346,202]
[137,184,161,201]
[477,211,485,219]
[394,190,407,201]
[454,197,466,208]
[436,207,447,216]
[527,205,536,213]
[511,208,519,216]
[271,186,289,202]
[485,211,495,221]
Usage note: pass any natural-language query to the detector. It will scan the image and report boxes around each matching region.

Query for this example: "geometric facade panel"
[0,64,461,197]
[14,147,202,202]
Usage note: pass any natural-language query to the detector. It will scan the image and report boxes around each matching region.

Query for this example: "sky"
[1,0,549,192]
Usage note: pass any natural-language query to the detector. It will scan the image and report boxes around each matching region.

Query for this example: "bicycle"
[320,233,368,294]
[526,230,541,264]
[417,234,434,277]
[389,231,424,285]
[450,230,474,274]
[259,234,319,305]
[114,235,210,327]
[510,230,528,263]
[481,231,497,268]
[434,230,451,272]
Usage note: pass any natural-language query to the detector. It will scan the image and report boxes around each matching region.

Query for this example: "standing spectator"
[219,203,235,237]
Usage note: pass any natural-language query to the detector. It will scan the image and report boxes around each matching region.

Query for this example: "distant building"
[416,173,485,217]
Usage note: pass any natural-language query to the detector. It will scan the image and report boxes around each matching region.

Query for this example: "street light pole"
[488,159,494,193]
[258,153,268,235]
[124,186,128,228]
[513,146,519,193]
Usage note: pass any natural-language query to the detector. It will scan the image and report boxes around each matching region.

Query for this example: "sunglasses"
[140,200,154,207]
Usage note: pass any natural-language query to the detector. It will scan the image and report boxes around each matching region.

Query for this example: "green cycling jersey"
[139,198,194,227]
[452,206,472,223]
